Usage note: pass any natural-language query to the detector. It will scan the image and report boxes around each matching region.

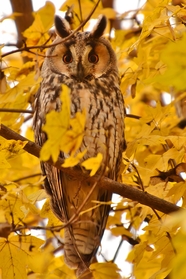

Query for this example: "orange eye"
[88,53,99,64]
[63,53,73,64]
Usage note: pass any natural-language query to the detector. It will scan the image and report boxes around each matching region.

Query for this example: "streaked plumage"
[33,15,126,277]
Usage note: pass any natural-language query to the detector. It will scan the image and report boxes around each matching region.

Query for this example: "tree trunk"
[10,0,34,62]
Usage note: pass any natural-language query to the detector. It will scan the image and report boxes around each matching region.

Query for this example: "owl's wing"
[33,88,66,221]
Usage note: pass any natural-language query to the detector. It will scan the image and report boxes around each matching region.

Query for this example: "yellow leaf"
[62,150,87,168]
[60,109,86,156]
[41,85,86,162]
[144,147,184,172]
[0,139,27,169]
[81,153,103,176]
[47,256,76,279]
[42,85,70,137]
[163,212,186,279]
[60,0,103,28]
[28,244,54,274]
[8,61,36,80]
[0,191,27,224]
[100,8,116,19]
[0,235,44,279]
[40,140,57,162]
[0,210,6,223]
[1,139,27,157]
[167,135,186,151]
[164,209,186,231]
[171,231,186,279]
[90,262,121,279]
[28,189,48,204]
[0,72,41,103]
[0,12,22,22]
[127,242,150,264]
[0,238,27,279]
[40,200,61,238]
[111,226,133,237]
[152,33,186,90]
[0,70,7,93]
[40,85,71,162]
[0,156,11,169]
[34,1,55,31]
[0,72,37,127]
[23,1,55,40]
[130,0,170,50]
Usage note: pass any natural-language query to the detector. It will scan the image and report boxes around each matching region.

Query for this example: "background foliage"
[1,0,186,278]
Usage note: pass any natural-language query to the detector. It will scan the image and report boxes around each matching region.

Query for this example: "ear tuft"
[90,15,107,38]
[54,15,71,38]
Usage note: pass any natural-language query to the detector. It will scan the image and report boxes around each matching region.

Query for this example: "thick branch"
[0,123,181,215]
[10,0,34,48]
[10,0,34,63]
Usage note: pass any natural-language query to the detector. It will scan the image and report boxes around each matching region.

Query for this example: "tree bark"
[10,0,34,62]
[102,0,122,30]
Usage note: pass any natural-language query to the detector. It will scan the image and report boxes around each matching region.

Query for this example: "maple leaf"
[81,153,103,176]
[0,235,44,279]
[40,84,71,162]
[40,85,86,163]
[62,150,87,168]
[23,1,55,42]
[60,109,86,156]
[90,262,121,279]
[0,139,27,169]
[152,33,186,90]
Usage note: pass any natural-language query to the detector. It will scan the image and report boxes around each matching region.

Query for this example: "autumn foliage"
[1,0,186,278]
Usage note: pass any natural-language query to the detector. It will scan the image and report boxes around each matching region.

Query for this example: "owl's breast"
[70,84,124,178]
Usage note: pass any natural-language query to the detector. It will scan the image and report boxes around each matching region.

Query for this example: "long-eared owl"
[33,15,126,278]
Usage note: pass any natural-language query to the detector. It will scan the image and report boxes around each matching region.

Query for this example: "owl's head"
[44,15,118,82]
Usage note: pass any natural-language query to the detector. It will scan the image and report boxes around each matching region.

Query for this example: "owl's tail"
[64,223,98,277]
[61,173,111,278]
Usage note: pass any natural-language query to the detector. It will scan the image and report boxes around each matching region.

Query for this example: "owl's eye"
[63,53,73,64]
[88,53,99,64]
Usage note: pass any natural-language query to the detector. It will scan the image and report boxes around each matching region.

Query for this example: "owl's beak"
[77,61,85,81]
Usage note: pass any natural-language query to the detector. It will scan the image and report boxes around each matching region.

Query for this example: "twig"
[112,238,124,263]
[0,123,181,215]
[0,108,34,114]
[13,173,41,183]
[78,0,83,25]
[130,162,144,191]
[126,113,141,120]
[24,115,33,123]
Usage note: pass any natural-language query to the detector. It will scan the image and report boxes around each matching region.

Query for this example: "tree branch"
[0,123,181,215]
[0,108,33,114]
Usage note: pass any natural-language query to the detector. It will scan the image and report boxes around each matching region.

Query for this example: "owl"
[33,15,126,278]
